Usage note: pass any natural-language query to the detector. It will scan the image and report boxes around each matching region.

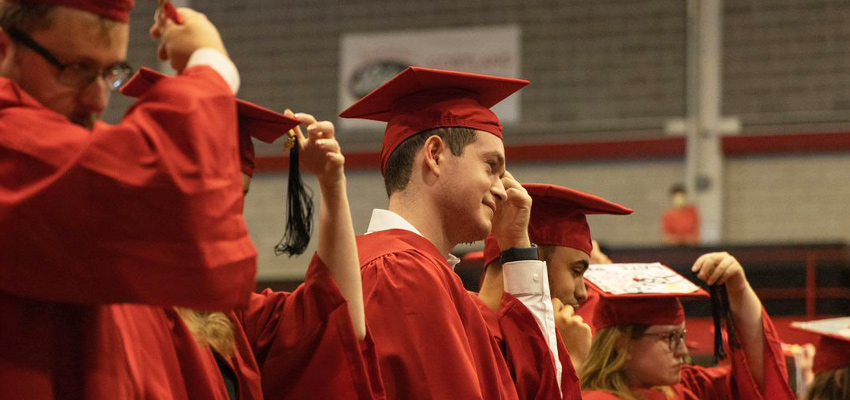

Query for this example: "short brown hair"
[0,2,56,33]
[383,126,476,196]
[0,2,119,39]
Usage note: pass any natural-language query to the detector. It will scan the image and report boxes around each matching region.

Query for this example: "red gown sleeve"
[360,249,516,400]
[678,308,795,400]
[235,254,384,400]
[497,293,582,400]
[498,294,560,400]
[0,66,255,310]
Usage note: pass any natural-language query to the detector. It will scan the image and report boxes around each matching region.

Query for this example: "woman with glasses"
[579,253,795,400]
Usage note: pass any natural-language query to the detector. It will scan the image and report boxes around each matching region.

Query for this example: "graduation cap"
[12,0,134,22]
[791,317,850,374]
[584,263,734,361]
[583,263,708,329]
[482,183,632,267]
[338,66,529,175]
[120,67,314,256]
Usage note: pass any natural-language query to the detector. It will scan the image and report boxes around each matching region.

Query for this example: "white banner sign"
[339,25,522,130]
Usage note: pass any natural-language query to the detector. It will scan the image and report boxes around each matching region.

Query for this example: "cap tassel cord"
[274,129,313,257]
[709,284,734,363]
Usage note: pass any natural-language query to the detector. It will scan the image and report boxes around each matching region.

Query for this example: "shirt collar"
[366,209,461,267]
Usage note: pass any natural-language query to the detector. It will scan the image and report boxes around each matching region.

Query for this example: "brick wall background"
[101,1,850,278]
[245,152,850,279]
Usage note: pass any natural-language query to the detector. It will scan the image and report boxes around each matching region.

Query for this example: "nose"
[575,279,588,304]
[491,176,507,203]
[77,77,110,116]
[673,336,689,357]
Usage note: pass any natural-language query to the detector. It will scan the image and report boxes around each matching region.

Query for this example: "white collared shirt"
[365,209,562,391]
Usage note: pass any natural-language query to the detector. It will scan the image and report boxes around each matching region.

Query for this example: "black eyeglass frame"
[6,28,133,90]
[643,329,688,353]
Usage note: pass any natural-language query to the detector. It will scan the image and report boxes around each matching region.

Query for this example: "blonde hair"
[580,325,675,400]
[805,368,850,400]
[175,308,236,358]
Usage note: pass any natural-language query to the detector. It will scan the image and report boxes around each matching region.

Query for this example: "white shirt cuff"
[503,259,563,392]
[186,48,240,94]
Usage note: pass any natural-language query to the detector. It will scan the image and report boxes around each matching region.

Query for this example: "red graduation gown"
[582,309,795,400]
[474,293,582,400]
[357,229,518,400]
[0,66,255,399]
[229,254,384,400]
[497,293,582,400]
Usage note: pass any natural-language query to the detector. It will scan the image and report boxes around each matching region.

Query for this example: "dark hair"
[383,126,477,196]
[669,183,687,196]
[0,3,55,33]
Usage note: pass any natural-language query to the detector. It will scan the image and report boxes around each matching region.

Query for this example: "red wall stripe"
[722,132,850,156]
[255,132,850,173]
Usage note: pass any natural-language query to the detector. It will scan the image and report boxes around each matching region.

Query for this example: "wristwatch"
[499,244,538,264]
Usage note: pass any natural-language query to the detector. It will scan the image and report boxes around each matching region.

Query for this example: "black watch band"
[499,245,538,264]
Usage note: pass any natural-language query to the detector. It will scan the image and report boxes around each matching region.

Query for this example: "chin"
[667,372,683,385]
[455,221,490,244]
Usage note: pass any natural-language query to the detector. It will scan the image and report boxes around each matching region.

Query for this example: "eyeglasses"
[643,329,688,352]
[7,28,133,90]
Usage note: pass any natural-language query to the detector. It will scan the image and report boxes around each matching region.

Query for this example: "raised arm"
[692,252,766,388]
[290,111,365,339]
[0,8,256,309]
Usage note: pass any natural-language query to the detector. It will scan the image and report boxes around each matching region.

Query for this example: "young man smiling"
[341,66,554,400]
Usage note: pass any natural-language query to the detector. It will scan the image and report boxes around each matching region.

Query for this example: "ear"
[835,368,846,389]
[0,29,16,74]
[422,135,448,176]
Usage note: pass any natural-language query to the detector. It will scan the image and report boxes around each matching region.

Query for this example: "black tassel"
[274,134,313,257]
[709,284,733,363]
[721,284,739,350]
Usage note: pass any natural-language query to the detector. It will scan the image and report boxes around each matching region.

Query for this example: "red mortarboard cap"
[12,0,134,22]
[120,67,300,176]
[525,183,632,255]
[481,184,631,263]
[790,317,850,374]
[583,263,708,330]
[338,66,529,175]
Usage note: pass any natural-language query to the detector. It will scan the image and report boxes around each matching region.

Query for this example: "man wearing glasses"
[0,1,256,399]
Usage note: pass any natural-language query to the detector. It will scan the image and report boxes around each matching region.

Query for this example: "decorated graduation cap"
[583,263,709,329]
[120,67,314,256]
[12,0,134,22]
[338,66,529,175]
[482,183,632,266]
[584,263,734,361]
[791,317,850,374]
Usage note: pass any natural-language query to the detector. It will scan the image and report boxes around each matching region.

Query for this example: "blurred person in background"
[791,317,850,400]
[661,183,700,246]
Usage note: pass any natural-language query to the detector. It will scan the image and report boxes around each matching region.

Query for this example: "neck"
[388,192,454,255]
